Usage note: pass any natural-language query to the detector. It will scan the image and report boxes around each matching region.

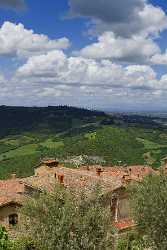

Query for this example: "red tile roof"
[22,165,158,195]
[0,164,158,208]
[23,166,123,194]
[113,219,135,231]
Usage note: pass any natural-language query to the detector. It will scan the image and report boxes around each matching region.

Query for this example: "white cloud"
[0,18,166,109]
[16,50,67,77]
[16,50,127,86]
[138,4,167,37]
[0,49,166,110]
[16,50,159,92]
[151,50,167,65]
[0,22,70,57]
[77,32,159,62]
[124,65,157,89]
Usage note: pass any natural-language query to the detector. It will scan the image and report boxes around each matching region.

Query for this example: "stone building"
[0,160,157,234]
[0,176,39,234]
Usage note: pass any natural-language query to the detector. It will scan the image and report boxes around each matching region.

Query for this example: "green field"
[137,138,167,150]
[40,139,64,149]
[0,144,38,161]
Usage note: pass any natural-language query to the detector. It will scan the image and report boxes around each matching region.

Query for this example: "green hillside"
[0,106,167,179]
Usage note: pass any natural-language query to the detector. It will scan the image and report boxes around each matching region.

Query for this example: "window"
[9,214,18,226]
[118,198,131,219]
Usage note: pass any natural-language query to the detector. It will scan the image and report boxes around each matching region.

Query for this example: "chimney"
[128,168,132,176]
[11,173,16,180]
[96,167,103,177]
[122,174,131,184]
[58,174,64,184]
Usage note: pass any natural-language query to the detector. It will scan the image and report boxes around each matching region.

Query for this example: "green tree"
[18,185,113,250]
[0,225,11,250]
[130,173,167,250]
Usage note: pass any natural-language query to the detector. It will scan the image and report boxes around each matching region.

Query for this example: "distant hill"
[0,105,167,179]
[0,105,108,136]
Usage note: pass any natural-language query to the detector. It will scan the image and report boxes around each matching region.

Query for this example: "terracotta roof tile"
[114,219,135,231]
[0,164,158,208]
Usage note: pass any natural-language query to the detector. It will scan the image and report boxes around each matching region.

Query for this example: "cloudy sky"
[0,0,167,111]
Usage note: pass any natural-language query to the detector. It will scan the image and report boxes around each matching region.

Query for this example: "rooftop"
[0,164,158,208]
[113,219,135,231]
[23,165,157,194]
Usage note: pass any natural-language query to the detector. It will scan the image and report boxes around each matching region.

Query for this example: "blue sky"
[0,0,167,111]
[0,0,91,53]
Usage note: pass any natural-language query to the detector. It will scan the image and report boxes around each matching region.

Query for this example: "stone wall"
[0,203,20,229]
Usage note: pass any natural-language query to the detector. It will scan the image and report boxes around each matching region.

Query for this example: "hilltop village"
[0,159,162,237]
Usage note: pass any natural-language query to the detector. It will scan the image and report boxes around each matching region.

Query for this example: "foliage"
[10,238,35,250]
[58,126,146,165]
[18,185,113,250]
[0,225,11,250]
[130,173,167,249]
[116,230,147,250]
[0,153,40,179]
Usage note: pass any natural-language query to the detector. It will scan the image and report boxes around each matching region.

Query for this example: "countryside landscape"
[1,0,167,249]
[1,106,167,180]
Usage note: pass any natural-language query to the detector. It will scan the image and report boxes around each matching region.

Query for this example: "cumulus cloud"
[69,0,167,37]
[0,47,165,110]
[0,22,70,57]
[15,50,159,91]
[9,49,167,110]
[0,0,25,10]
[77,32,159,62]
[0,18,166,109]
[16,50,127,86]
[151,50,167,65]
[69,0,167,64]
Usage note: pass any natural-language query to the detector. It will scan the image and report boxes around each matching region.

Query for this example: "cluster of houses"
[0,159,160,236]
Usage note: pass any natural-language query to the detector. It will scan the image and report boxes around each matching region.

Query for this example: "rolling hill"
[0,105,167,179]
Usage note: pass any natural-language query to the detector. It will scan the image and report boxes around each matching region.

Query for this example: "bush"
[0,225,11,250]
[130,173,167,249]
[116,230,147,250]
[18,185,113,250]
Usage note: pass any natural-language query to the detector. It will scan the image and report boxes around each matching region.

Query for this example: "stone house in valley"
[0,159,157,235]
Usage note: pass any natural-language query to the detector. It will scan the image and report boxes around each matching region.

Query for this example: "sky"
[1,1,167,111]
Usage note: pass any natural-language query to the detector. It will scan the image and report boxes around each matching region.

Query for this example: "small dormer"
[42,159,59,168]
